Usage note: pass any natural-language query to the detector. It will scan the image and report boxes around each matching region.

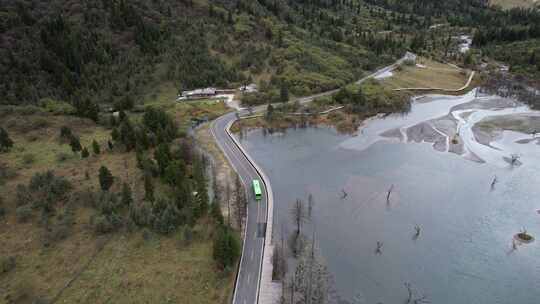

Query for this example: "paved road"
[211,112,268,304]
[211,53,412,304]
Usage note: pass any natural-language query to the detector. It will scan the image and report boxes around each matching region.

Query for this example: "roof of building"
[182,87,216,96]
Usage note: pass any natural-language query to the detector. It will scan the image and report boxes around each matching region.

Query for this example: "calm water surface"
[237,120,540,303]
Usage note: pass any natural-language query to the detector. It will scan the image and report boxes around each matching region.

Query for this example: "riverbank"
[232,80,412,135]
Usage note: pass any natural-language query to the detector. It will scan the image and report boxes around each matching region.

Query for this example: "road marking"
[247,273,251,284]
[251,250,254,261]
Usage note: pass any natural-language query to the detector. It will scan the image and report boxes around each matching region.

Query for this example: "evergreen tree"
[59,126,72,140]
[0,127,14,152]
[121,182,133,206]
[211,200,224,225]
[69,135,82,154]
[280,84,289,103]
[81,147,90,158]
[92,140,101,155]
[119,119,136,151]
[144,173,154,201]
[213,226,240,270]
[99,166,114,191]
[164,160,186,187]
[111,128,120,141]
[154,143,171,176]
[193,158,209,218]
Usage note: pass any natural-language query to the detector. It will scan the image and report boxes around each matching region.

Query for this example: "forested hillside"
[0,0,404,109]
[1,0,539,115]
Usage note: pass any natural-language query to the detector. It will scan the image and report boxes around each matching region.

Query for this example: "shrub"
[42,224,71,246]
[30,118,50,130]
[404,59,416,66]
[22,153,35,165]
[129,201,153,227]
[0,256,16,274]
[57,152,71,162]
[327,111,344,122]
[93,215,115,234]
[40,98,76,115]
[92,140,100,155]
[121,183,133,206]
[69,135,82,154]
[15,184,32,206]
[97,191,120,216]
[73,189,97,208]
[0,162,17,185]
[152,202,181,235]
[29,171,72,198]
[16,205,32,222]
[183,226,194,245]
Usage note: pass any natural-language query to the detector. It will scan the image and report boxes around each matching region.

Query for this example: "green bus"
[252,179,262,201]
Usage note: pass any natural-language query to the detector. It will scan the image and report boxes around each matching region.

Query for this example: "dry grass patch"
[0,109,234,304]
[490,0,539,9]
[57,223,234,304]
[383,57,469,91]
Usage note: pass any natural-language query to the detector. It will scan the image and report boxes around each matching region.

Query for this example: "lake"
[236,93,540,304]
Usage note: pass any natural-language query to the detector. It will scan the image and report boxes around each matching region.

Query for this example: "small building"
[181,88,217,99]
[238,83,258,93]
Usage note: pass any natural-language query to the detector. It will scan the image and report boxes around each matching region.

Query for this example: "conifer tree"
[99,166,114,191]
[0,127,14,152]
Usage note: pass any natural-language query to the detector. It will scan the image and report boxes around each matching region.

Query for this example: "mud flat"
[342,89,540,166]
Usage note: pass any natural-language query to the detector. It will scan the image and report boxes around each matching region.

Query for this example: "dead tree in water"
[405,282,430,304]
[413,225,421,240]
[375,241,383,255]
[386,184,394,204]
[340,189,348,200]
[510,154,520,166]
[308,194,314,218]
[490,175,498,191]
[291,199,307,235]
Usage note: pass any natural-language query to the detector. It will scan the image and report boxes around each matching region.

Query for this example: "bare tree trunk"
[386,184,394,204]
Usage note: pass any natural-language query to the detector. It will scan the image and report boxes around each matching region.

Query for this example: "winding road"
[210,53,413,304]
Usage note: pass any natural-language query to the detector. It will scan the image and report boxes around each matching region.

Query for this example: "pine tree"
[280,84,289,103]
[81,147,90,158]
[154,143,171,176]
[92,140,101,155]
[69,135,82,154]
[193,158,209,218]
[59,126,72,140]
[121,182,133,206]
[213,226,240,270]
[211,200,224,225]
[99,166,114,191]
[144,174,154,201]
[0,127,14,152]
